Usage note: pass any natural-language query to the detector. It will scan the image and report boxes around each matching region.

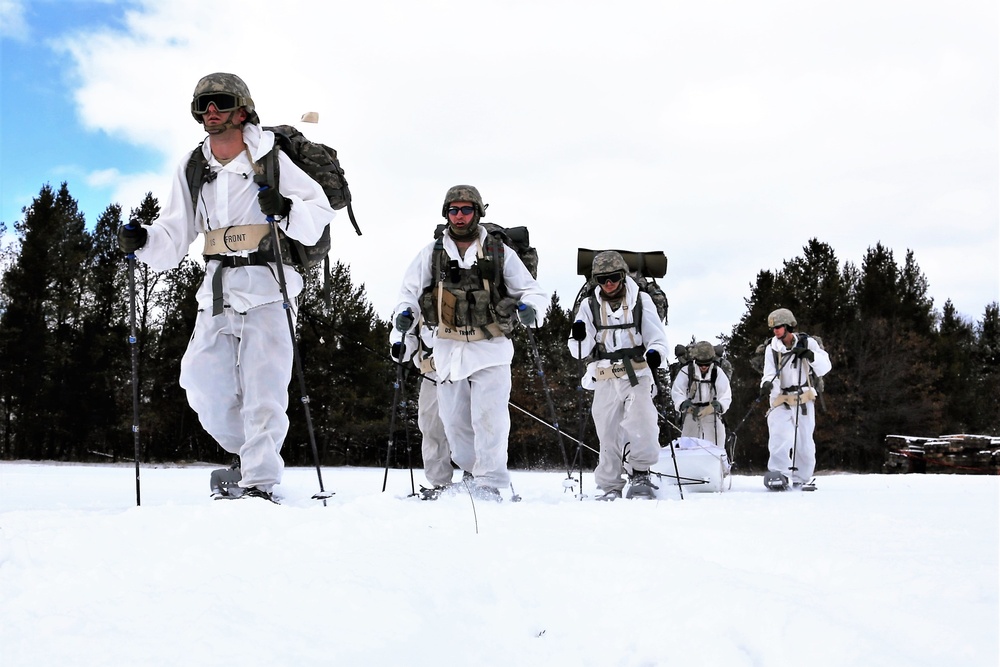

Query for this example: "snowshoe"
[763,470,789,491]
[595,488,622,502]
[419,484,447,501]
[626,471,658,499]
[241,486,277,503]
[210,461,242,499]
[795,477,817,492]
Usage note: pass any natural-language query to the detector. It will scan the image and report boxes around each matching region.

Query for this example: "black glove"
[679,399,693,413]
[793,346,815,362]
[645,349,661,370]
[118,224,147,253]
[253,176,291,218]
[390,342,403,360]
[760,380,773,396]
[571,320,587,341]
[394,309,414,333]
[711,400,723,414]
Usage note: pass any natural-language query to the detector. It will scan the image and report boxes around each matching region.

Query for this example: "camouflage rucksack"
[672,339,734,381]
[572,248,669,330]
[185,124,361,269]
[752,333,827,393]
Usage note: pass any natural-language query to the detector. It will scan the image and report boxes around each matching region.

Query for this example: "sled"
[651,437,732,495]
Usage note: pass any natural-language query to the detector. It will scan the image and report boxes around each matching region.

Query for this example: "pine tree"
[973,302,1000,432]
[0,183,90,459]
[294,260,394,467]
[77,203,131,460]
[935,300,977,432]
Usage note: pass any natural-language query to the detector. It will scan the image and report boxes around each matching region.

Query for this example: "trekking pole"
[259,199,333,503]
[520,313,576,491]
[574,339,588,499]
[507,401,600,454]
[789,350,805,483]
[126,248,141,507]
[399,363,416,497]
[381,355,404,492]
[651,368,684,500]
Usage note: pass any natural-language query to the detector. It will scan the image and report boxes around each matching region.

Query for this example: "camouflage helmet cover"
[767,308,797,329]
[190,72,259,125]
[591,250,629,277]
[692,341,717,363]
[441,185,486,218]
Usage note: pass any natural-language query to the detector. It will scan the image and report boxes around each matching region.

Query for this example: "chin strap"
[203,110,242,135]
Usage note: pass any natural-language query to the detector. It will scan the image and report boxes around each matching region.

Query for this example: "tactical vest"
[418,234,518,340]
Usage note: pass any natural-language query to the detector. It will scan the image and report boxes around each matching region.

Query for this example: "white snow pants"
[592,375,661,492]
[680,413,727,447]
[180,303,293,491]
[417,375,455,487]
[766,402,817,484]
[436,365,511,489]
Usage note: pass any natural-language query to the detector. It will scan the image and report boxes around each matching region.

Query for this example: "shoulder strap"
[633,287,644,336]
[185,144,210,214]
[483,230,506,295]
[261,147,280,193]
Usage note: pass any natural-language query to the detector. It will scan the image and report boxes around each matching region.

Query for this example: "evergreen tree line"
[2,184,997,472]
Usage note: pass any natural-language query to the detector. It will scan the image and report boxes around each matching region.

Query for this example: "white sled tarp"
[651,437,731,495]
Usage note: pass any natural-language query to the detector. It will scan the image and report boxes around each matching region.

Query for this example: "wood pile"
[884,434,1000,474]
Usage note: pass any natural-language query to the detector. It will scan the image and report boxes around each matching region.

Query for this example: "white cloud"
[0,0,28,40]
[49,0,1000,341]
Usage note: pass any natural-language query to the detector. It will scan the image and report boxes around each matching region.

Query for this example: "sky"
[1,0,998,349]
[1,462,997,666]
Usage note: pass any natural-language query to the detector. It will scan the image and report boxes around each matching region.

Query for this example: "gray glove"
[711,400,723,414]
[394,309,414,333]
[517,303,536,327]
[760,380,773,397]
[679,399,693,413]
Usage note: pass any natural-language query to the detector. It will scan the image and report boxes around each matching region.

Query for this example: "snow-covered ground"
[1,462,997,667]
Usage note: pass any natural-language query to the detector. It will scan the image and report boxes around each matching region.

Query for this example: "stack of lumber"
[884,434,1000,474]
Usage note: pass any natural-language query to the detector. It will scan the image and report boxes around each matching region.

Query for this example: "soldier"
[389,321,471,499]
[569,251,669,500]
[393,185,548,501]
[759,308,832,490]
[671,341,732,447]
[118,73,335,501]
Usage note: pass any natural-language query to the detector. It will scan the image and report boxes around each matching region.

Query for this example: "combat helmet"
[692,341,716,364]
[441,185,487,218]
[591,250,629,278]
[767,308,797,329]
[190,72,259,125]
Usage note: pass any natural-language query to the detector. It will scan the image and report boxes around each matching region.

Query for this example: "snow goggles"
[447,206,476,216]
[192,93,241,115]
[594,271,625,285]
